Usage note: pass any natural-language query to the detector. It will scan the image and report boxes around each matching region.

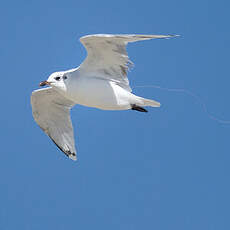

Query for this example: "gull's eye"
[63,76,67,80]
[54,76,61,81]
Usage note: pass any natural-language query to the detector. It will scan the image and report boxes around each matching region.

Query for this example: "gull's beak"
[39,81,50,87]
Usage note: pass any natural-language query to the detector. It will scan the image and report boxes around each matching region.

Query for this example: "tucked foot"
[131,104,148,112]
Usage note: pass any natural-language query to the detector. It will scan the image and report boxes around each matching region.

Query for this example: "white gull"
[31,34,178,160]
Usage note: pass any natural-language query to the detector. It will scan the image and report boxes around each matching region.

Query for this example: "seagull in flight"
[31,34,178,161]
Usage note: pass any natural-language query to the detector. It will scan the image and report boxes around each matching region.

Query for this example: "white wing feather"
[79,34,178,91]
[31,87,77,161]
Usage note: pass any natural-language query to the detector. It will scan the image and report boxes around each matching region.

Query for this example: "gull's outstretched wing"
[31,87,77,161]
[79,34,178,91]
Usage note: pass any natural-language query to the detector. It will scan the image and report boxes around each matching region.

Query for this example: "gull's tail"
[131,96,160,112]
[141,98,161,107]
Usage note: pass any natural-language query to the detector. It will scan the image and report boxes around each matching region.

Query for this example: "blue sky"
[0,0,230,229]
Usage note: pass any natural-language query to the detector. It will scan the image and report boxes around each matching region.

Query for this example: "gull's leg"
[131,104,148,112]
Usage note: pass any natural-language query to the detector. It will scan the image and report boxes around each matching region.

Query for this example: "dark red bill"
[39,81,49,87]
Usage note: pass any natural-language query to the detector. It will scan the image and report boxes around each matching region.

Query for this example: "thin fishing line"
[133,84,230,124]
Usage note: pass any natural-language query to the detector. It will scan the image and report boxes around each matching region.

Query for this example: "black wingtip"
[49,137,77,161]
[65,150,77,161]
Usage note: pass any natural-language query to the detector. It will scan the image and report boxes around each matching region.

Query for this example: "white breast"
[65,76,129,110]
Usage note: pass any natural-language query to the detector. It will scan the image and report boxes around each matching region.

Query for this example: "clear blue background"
[0,0,229,229]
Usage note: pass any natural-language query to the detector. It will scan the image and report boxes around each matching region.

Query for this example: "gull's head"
[39,72,68,91]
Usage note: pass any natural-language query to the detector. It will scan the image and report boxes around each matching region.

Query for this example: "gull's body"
[56,70,158,111]
[31,34,178,160]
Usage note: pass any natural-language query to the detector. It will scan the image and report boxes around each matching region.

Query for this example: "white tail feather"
[143,98,161,107]
[137,97,161,107]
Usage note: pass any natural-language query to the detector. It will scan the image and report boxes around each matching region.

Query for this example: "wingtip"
[166,34,181,38]
[170,34,181,38]
[65,150,77,161]
[148,34,181,40]
[49,137,77,161]
[69,154,77,161]
[156,102,161,107]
